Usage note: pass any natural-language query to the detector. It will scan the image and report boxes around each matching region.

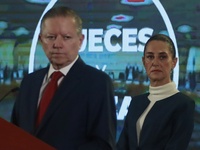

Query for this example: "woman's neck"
[148,82,179,102]
[150,79,172,87]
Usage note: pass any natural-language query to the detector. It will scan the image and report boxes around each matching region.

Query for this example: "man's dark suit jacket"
[117,93,195,150]
[11,57,116,150]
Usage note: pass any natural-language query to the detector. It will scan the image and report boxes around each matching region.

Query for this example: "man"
[12,6,116,150]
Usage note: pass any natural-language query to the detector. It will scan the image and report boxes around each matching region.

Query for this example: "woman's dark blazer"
[117,92,195,150]
[11,57,117,150]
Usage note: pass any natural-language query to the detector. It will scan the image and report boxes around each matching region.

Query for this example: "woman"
[117,34,195,150]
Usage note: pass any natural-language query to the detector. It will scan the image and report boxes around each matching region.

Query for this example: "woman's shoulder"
[174,92,195,106]
[174,92,195,103]
[132,92,149,100]
[129,93,150,106]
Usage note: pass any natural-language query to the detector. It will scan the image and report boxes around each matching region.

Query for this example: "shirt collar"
[47,55,79,79]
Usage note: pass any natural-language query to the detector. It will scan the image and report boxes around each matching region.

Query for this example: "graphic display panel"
[0,0,199,149]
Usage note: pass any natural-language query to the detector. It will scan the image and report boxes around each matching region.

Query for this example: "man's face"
[40,16,84,70]
[142,40,177,86]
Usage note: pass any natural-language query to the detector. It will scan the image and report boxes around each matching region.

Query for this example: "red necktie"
[36,71,63,127]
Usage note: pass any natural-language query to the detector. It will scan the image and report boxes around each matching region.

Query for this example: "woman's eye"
[160,56,167,60]
[146,55,153,59]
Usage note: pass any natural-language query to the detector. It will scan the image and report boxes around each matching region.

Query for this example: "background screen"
[0,0,199,149]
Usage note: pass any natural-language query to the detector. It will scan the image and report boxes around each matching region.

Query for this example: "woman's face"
[142,40,177,86]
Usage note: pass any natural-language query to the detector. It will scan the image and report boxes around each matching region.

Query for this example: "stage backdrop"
[0,0,199,149]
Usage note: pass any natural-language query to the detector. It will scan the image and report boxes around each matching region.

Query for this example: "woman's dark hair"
[144,34,176,58]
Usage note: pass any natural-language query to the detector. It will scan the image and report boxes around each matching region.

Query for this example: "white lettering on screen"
[79,27,154,52]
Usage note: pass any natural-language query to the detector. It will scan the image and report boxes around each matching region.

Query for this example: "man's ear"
[80,34,84,44]
[38,34,42,43]
[78,34,85,49]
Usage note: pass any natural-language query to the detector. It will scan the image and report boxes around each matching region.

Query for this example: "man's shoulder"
[23,67,48,80]
[84,64,110,79]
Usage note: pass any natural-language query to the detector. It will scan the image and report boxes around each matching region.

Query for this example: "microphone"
[0,87,19,103]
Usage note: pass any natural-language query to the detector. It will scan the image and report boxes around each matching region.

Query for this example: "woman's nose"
[152,57,160,65]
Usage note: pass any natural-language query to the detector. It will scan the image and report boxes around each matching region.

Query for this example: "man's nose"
[53,36,63,48]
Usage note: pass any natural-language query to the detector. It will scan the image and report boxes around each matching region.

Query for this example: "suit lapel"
[25,68,49,133]
[35,57,85,132]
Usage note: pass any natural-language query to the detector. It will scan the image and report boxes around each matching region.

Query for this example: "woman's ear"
[172,57,178,69]
[142,56,145,66]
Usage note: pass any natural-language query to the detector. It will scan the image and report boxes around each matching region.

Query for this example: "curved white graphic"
[28,0,57,73]
[153,0,179,87]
